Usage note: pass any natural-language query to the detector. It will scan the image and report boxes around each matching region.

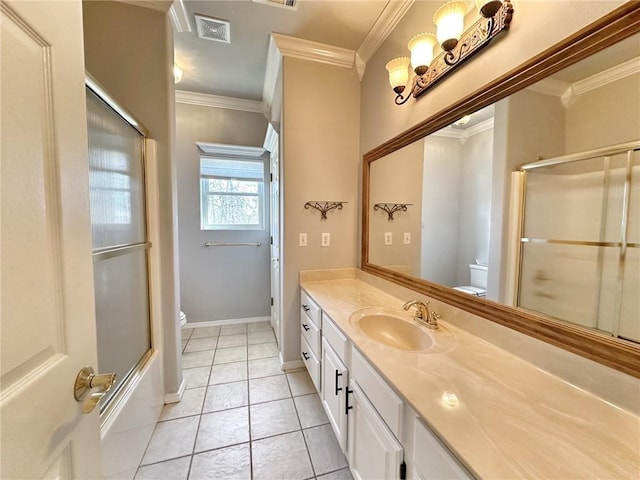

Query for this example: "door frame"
[264,123,282,345]
[86,74,167,478]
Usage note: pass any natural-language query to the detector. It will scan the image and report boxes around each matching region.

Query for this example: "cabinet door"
[321,338,348,452]
[413,418,473,480]
[348,381,403,480]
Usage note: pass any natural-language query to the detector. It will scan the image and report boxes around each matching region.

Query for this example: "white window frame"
[196,142,267,231]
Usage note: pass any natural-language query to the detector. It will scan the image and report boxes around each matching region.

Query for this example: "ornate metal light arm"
[374,203,412,220]
[389,0,514,104]
[304,201,346,220]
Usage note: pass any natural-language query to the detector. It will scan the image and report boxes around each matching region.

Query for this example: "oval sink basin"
[349,307,455,353]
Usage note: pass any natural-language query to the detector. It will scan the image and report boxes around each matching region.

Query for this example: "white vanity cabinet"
[320,313,349,452]
[300,290,322,391]
[413,418,473,480]
[300,285,472,480]
[348,348,405,480]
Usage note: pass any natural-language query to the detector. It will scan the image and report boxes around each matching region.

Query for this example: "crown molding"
[573,56,640,95]
[271,33,355,69]
[431,118,494,144]
[356,0,415,71]
[196,142,266,158]
[263,36,283,119]
[263,123,279,153]
[528,57,640,108]
[355,53,367,81]
[169,0,191,32]
[175,90,266,114]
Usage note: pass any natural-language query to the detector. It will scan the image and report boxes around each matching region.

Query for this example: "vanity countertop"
[300,277,640,479]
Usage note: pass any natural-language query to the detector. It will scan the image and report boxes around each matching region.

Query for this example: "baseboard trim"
[184,316,271,329]
[164,378,186,404]
[280,354,304,372]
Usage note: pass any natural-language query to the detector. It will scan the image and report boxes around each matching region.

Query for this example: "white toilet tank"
[469,263,488,289]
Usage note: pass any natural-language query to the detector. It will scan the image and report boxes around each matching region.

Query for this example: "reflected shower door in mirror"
[366,31,640,348]
[518,146,639,343]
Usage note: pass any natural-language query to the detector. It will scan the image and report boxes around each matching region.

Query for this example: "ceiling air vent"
[194,14,230,44]
[252,0,297,11]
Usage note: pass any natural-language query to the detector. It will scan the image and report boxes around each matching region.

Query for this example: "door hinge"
[270,173,273,182]
[270,297,274,306]
[270,236,273,245]
[400,461,407,480]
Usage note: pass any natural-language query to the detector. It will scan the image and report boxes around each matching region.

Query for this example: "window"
[200,157,265,230]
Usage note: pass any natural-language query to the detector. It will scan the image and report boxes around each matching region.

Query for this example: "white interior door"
[267,124,281,344]
[1,1,103,478]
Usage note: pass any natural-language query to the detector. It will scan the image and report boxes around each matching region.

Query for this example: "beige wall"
[82,1,181,393]
[489,90,566,300]
[369,141,423,276]
[565,73,640,152]
[282,57,360,362]
[175,103,269,322]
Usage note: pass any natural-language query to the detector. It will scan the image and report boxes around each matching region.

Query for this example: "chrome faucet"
[402,300,440,329]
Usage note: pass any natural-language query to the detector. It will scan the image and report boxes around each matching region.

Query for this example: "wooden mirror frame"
[362,3,640,379]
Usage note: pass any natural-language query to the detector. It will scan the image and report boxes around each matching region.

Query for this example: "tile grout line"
[185,343,214,479]
[246,329,255,480]
[286,370,318,479]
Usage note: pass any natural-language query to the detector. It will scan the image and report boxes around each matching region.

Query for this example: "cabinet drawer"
[301,335,321,392]
[301,307,321,358]
[351,348,403,438]
[300,290,321,328]
[322,312,347,363]
[413,417,473,480]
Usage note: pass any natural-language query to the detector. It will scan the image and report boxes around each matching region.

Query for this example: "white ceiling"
[173,0,394,100]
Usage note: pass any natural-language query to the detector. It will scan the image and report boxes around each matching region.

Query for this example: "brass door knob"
[74,366,116,414]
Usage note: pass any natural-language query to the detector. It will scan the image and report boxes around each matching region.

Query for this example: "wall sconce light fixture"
[386,0,514,105]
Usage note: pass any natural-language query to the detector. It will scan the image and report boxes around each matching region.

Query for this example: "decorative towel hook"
[304,201,346,220]
[374,203,412,220]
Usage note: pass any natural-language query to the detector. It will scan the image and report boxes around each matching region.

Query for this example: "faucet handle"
[428,311,442,329]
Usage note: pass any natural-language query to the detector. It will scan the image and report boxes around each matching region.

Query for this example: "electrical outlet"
[404,232,411,245]
[299,233,307,247]
[384,232,392,245]
[321,232,331,247]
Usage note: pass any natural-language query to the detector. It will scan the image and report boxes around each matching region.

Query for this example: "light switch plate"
[384,232,392,245]
[299,233,307,247]
[404,232,411,245]
[321,232,331,247]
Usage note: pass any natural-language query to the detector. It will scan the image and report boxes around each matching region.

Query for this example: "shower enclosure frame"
[514,140,639,343]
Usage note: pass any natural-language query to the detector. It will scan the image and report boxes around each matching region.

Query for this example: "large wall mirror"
[363,4,640,377]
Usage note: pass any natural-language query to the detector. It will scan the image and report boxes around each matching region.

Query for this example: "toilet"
[454,263,488,297]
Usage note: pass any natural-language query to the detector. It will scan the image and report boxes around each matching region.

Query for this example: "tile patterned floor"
[135,321,353,480]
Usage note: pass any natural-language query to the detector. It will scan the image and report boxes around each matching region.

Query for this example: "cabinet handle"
[302,351,310,360]
[302,323,310,331]
[302,304,310,312]
[335,370,343,396]
[345,386,353,415]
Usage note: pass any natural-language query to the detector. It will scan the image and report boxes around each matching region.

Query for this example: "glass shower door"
[86,88,152,410]
[518,145,639,343]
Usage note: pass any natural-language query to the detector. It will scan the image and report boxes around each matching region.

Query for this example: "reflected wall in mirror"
[363,7,640,376]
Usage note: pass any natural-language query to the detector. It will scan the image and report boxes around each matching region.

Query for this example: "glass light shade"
[408,33,437,75]
[475,0,502,18]
[173,65,183,84]
[433,0,467,51]
[385,57,411,91]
